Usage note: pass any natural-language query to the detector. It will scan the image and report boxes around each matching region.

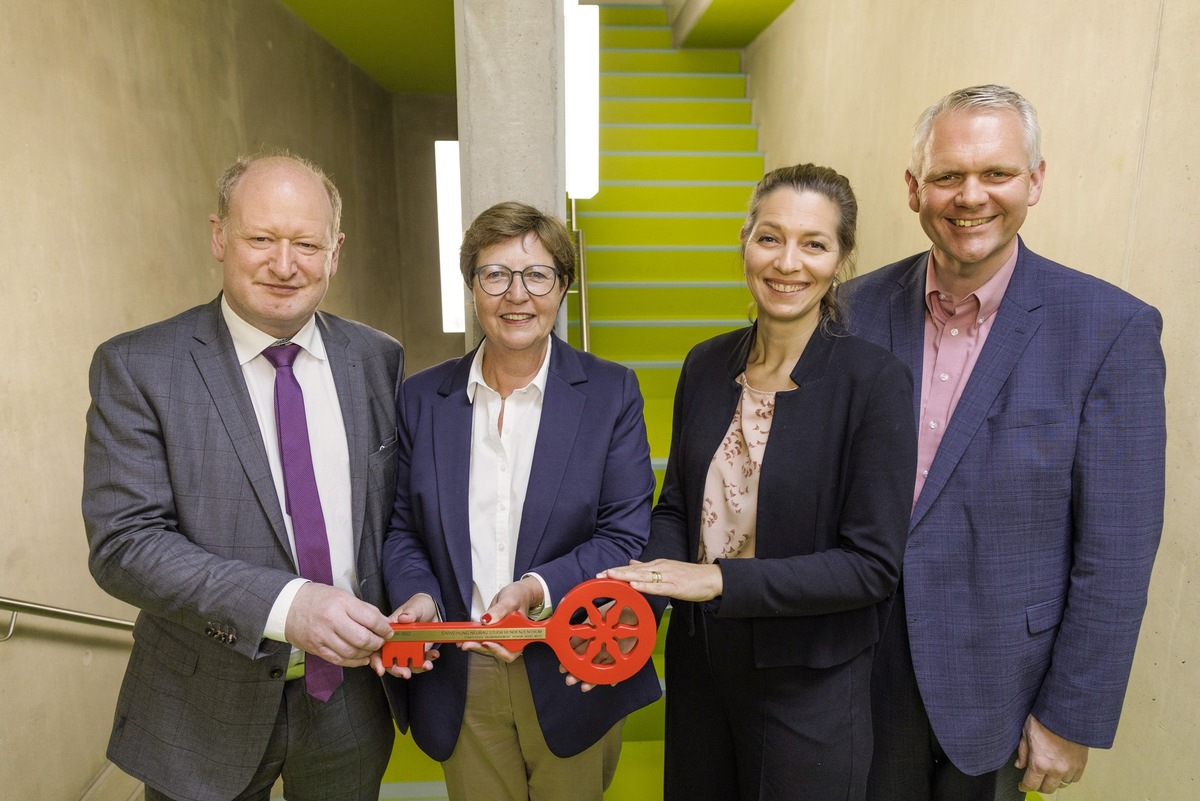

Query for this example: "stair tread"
[580,4,759,468]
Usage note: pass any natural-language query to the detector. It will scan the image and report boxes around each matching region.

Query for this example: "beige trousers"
[442,652,624,801]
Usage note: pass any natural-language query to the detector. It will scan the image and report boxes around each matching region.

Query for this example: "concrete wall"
[392,93,464,373]
[0,1,418,797]
[745,1,1198,797]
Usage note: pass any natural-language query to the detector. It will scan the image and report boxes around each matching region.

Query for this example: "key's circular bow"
[546,578,657,684]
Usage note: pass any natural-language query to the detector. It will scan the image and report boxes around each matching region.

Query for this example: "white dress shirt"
[465,339,553,622]
[221,298,355,655]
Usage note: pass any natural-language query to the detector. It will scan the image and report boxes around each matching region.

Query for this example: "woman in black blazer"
[603,164,917,800]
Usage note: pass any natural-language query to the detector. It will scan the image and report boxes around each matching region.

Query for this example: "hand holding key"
[382,579,655,685]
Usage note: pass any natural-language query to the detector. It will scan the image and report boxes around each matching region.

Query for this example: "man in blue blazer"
[842,86,1166,800]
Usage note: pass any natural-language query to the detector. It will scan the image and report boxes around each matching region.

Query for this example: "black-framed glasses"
[473,264,561,296]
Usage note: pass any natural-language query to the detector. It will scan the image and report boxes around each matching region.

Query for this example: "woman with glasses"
[601,164,917,800]
[376,201,661,801]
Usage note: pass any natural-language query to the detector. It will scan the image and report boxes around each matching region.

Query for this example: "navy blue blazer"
[642,324,916,670]
[381,335,662,760]
[842,240,1166,774]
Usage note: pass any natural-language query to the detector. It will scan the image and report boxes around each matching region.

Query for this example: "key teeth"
[382,641,426,670]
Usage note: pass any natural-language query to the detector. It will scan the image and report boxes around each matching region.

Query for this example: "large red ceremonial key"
[383,578,656,685]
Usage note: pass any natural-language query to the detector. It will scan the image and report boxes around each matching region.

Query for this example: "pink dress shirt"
[914,249,1018,506]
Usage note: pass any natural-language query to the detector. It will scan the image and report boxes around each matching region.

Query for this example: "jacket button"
[269,667,284,679]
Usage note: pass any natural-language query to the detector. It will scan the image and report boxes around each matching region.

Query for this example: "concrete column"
[454,0,568,349]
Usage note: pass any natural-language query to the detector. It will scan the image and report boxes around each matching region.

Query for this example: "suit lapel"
[513,339,586,576]
[319,314,369,554]
[434,353,477,610]
[911,243,1045,528]
[190,298,291,556]
[891,254,930,431]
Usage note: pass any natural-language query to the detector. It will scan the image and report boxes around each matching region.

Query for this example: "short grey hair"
[909,84,1042,177]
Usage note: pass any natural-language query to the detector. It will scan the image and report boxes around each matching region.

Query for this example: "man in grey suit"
[843,86,1166,800]
[83,153,403,801]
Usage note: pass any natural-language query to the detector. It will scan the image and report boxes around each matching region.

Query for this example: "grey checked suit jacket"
[83,296,403,801]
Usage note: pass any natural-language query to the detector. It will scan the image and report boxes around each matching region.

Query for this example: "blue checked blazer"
[842,240,1166,774]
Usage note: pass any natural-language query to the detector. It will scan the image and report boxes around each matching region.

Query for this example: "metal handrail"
[568,196,592,353]
[0,596,134,642]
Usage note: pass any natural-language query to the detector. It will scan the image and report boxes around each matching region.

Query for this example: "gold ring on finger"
[651,570,663,584]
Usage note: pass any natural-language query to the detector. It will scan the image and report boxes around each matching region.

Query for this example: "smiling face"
[209,158,343,339]
[742,188,845,331]
[472,232,566,362]
[907,108,1045,292]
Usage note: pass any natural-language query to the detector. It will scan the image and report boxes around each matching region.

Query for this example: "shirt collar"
[923,246,1019,324]
[220,295,326,366]
[466,337,553,402]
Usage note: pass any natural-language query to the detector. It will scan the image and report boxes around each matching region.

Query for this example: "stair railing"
[0,596,134,643]
[568,196,592,352]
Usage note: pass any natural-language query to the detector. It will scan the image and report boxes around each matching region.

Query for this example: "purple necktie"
[262,343,343,702]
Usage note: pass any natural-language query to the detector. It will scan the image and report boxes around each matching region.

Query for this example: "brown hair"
[740,163,858,332]
[459,201,576,288]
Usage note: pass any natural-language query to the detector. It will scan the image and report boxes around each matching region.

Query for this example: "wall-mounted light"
[435,139,464,334]
[564,0,599,201]
[563,0,599,349]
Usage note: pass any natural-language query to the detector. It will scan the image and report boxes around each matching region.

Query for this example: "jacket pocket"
[1026,595,1065,634]
[988,404,1071,431]
[370,434,399,464]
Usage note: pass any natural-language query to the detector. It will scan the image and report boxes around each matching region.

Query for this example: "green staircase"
[569,4,761,493]
[571,6,761,800]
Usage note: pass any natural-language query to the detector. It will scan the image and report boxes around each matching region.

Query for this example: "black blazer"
[643,325,916,669]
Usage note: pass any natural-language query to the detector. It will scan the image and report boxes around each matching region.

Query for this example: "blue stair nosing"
[603,150,763,158]
[603,71,745,79]
[586,319,746,328]
[588,244,739,251]
[604,97,751,104]
[590,281,745,289]
[601,46,730,53]
[599,179,757,187]
[602,122,756,130]
[580,211,746,218]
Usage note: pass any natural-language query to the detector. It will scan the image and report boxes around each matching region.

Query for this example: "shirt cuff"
[264,578,310,642]
[521,572,554,621]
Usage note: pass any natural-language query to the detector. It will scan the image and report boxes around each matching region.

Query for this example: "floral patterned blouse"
[698,373,778,563]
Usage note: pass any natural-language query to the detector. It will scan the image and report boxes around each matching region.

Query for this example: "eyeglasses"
[473,264,561,296]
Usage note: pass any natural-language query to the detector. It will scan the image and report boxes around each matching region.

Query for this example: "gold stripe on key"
[388,627,548,642]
